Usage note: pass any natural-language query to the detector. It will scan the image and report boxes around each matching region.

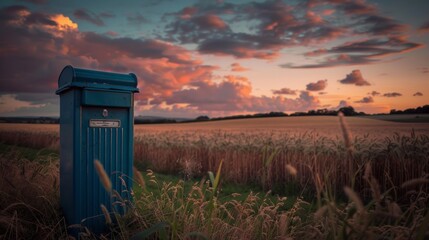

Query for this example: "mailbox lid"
[56,65,139,94]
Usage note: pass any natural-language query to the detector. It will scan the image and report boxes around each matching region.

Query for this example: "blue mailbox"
[56,65,139,234]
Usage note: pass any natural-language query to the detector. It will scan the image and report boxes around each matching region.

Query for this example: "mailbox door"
[80,105,132,224]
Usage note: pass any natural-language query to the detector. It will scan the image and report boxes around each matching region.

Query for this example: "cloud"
[163,0,421,64]
[0,5,215,101]
[100,12,115,19]
[197,37,280,59]
[105,31,118,37]
[150,76,320,113]
[369,91,380,96]
[0,94,45,114]
[272,88,297,95]
[17,0,48,4]
[192,14,227,29]
[0,6,81,93]
[231,63,249,72]
[0,6,322,116]
[127,12,148,26]
[335,100,351,109]
[356,14,406,36]
[355,96,374,103]
[285,37,422,68]
[419,20,429,32]
[417,67,429,73]
[383,92,402,97]
[306,79,327,91]
[165,1,345,59]
[413,92,423,97]
[73,8,105,26]
[339,1,376,15]
[339,70,370,86]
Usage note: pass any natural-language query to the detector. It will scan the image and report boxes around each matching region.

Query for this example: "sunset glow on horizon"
[0,0,428,118]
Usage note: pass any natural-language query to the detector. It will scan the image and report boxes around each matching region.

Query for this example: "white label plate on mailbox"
[89,119,121,128]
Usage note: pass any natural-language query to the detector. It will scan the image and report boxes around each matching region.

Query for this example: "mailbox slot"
[82,89,131,107]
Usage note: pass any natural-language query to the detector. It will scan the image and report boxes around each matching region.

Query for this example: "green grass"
[135,170,310,212]
[0,143,59,162]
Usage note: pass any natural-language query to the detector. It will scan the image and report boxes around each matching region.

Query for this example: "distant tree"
[390,105,429,115]
[338,106,358,116]
[196,115,210,121]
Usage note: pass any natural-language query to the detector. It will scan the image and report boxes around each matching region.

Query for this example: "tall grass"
[0,147,67,239]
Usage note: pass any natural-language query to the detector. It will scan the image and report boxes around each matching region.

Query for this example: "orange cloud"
[231,63,249,72]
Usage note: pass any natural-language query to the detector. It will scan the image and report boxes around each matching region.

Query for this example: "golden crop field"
[2,115,429,137]
[134,115,429,138]
[1,115,429,239]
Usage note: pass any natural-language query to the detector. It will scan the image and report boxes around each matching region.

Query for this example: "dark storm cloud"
[355,96,374,103]
[73,8,105,26]
[272,88,297,95]
[339,70,370,86]
[383,92,402,97]
[306,80,327,91]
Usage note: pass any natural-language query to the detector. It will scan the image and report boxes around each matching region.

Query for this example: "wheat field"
[1,115,429,239]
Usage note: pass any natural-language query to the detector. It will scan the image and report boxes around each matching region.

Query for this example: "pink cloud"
[148,76,320,113]
[419,20,429,32]
[383,92,402,97]
[355,96,374,103]
[231,63,249,72]
[193,14,227,29]
[368,91,380,96]
[272,88,297,95]
[306,79,328,91]
[339,70,370,86]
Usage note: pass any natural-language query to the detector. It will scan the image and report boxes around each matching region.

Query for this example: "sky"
[0,0,428,118]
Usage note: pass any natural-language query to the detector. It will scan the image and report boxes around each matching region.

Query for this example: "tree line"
[0,105,427,124]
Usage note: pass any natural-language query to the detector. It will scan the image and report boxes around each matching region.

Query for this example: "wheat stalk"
[100,204,112,225]
[94,160,112,193]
